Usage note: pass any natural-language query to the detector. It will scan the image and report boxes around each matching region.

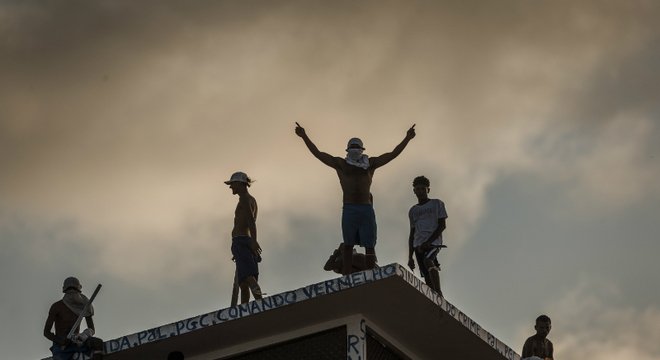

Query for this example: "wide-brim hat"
[224,171,250,185]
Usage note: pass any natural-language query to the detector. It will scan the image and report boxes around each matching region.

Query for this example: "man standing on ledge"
[295,122,416,275]
[408,175,447,296]
[225,171,263,304]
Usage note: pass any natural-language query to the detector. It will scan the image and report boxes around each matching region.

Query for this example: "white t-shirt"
[409,199,448,248]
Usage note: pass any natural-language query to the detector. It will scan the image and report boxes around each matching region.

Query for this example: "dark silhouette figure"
[522,315,554,360]
[44,277,104,360]
[295,122,416,275]
[225,171,263,304]
[408,175,447,295]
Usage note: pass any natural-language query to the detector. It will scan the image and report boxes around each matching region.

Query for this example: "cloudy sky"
[1,1,659,359]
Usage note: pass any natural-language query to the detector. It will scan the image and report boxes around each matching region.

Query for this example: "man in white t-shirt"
[408,175,447,295]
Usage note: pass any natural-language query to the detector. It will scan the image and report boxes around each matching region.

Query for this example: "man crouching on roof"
[44,277,104,360]
[226,171,263,304]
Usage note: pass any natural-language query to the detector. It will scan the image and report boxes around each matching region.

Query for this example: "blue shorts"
[231,236,259,284]
[50,343,90,360]
[341,204,377,248]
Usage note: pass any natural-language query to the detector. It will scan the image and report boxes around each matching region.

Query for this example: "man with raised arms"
[295,122,416,275]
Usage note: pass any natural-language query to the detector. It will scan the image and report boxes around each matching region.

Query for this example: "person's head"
[62,276,82,293]
[534,315,552,338]
[346,138,365,160]
[224,171,252,195]
[412,176,431,201]
[167,351,184,360]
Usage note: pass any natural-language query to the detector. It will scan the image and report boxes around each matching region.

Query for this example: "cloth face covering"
[345,149,370,169]
[63,289,94,317]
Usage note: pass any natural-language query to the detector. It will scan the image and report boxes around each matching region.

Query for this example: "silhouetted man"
[225,171,263,304]
[44,277,104,360]
[295,122,416,275]
[522,315,554,360]
[407,175,447,295]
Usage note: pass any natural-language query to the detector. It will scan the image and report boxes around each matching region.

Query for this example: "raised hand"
[295,122,306,137]
[406,124,416,139]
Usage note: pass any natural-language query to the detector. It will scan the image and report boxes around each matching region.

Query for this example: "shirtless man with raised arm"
[295,122,416,275]
[225,171,263,304]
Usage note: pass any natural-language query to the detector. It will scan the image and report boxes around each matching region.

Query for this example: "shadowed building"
[42,264,520,360]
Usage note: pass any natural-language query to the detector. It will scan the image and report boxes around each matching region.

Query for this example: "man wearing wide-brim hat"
[224,171,263,304]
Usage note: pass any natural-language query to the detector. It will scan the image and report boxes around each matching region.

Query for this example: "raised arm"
[295,122,340,169]
[370,124,416,169]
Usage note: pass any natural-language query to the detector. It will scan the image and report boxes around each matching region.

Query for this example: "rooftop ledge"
[43,263,520,360]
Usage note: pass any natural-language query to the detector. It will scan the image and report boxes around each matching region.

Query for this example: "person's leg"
[341,205,359,275]
[360,205,377,269]
[231,238,242,305]
[352,252,367,271]
[245,276,263,300]
[342,243,354,275]
[234,236,261,303]
[239,282,251,303]
[423,257,442,296]
[365,247,377,269]
[230,272,239,306]
[414,247,431,282]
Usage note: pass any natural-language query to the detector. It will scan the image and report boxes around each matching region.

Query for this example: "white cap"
[346,137,365,151]
[224,171,251,185]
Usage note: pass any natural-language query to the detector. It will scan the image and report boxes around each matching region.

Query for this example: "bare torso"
[335,158,376,204]
[44,300,94,342]
[232,193,258,237]
[295,122,415,205]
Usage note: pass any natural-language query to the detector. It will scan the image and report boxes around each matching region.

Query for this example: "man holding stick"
[44,276,104,360]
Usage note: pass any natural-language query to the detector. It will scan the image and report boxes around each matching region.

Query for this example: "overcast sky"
[2,1,659,359]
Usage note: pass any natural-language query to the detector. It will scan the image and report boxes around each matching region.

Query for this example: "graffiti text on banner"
[395,264,519,360]
[105,265,397,353]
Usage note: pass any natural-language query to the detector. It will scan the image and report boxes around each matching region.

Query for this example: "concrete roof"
[43,264,521,359]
